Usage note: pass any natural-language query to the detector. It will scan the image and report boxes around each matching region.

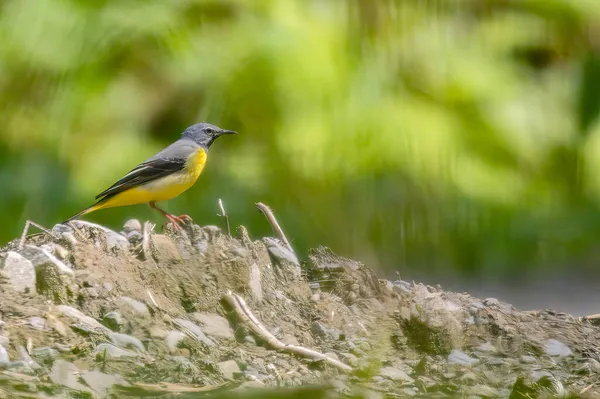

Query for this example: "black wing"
[94,157,186,201]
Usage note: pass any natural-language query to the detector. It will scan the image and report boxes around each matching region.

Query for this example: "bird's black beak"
[218,129,237,135]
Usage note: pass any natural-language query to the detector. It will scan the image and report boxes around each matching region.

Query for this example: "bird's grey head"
[181,122,237,149]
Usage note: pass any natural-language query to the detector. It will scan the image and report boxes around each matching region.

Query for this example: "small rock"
[149,326,167,339]
[0,360,34,374]
[192,313,234,340]
[520,355,537,364]
[109,332,145,351]
[81,370,129,396]
[165,331,186,353]
[281,334,299,346]
[69,220,129,252]
[95,343,137,359]
[544,339,572,357]
[484,298,499,307]
[123,219,142,234]
[379,366,414,383]
[173,356,199,373]
[476,342,496,353]
[311,321,340,340]
[1,251,36,293]
[32,347,59,363]
[448,349,479,366]
[102,311,126,331]
[23,245,74,276]
[339,353,359,367]
[0,344,8,362]
[56,305,109,334]
[218,360,242,380]
[28,317,47,330]
[0,336,8,347]
[249,262,263,302]
[174,319,215,347]
[49,360,89,392]
[117,297,150,317]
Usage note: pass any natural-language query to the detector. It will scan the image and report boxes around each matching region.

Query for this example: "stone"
[123,219,142,234]
[264,237,301,275]
[476,342,496,353]
[1,251,36,293]
[165,331,186,353]
[281,334,300,346]
[174,318,215,347]
[379,366,414,383]
[102,311,126,331]
[339,353,359,367]
[117,297,150,317]
[81,370,129,396]
[28,317,47,330]
[520,355,537,364]
[311,321,340,340]
[249,262,263,302]
[448,350,479,366]
[544,339,572,357]
[94,343,137,359]
[56,305,109,334]
[191,313,234,340]
[18,346,41,370]
[32,347,59,363]
[69,220,129,252]
[49,360,89,392]
[109,332,145,351]
[23,245,73,276]
[218,360,242,380]
[0,344,8,362]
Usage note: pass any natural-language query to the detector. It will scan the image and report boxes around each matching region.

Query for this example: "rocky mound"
[0,218,598,398]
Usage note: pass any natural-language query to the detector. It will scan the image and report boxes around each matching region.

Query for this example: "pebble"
[81,370,129,396]
[311,321,340,340]
[69,220,129,252]
[28,317,47,330]
[475,342,496,353]
[218,359,242,380]
[118,297,150,317]
[165,330,186,353]
[192,313,234,340]
[448,349,479,366]
[379,366,414,383]
[520,355,537,364]
[94,343,137,359]
[49,360,89,392]
[248,262,263,302]
[339,353,359,367]
[0,344,8,362]
[544,339,573,357]
[174,318,215,347]
[102,311,126,331]
[32,347,59,363]
[1,251,36,293]
[109,332,145,351]
[56,305,109,334]
[18,346,41,370]
[123,219,142,234]
[23,245,74,276]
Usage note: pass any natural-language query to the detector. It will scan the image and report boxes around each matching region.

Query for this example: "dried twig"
[142,221,154,261]
[18,220,58,251]
[218,198,231,236]
[223,292,352,373]
[113,381,230,396]
[256,202,294,255]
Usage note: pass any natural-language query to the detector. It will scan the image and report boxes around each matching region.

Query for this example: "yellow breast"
[98,148,208,209]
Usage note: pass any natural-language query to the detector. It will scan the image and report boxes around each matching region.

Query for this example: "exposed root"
[222,292,353,373]
[256,202,295,256]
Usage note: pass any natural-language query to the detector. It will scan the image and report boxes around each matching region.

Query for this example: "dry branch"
[222,292,353,373]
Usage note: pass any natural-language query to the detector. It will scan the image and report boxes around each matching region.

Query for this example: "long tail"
[62,203,103,224]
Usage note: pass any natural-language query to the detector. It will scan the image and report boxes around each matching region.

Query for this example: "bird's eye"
[205,128,215,134]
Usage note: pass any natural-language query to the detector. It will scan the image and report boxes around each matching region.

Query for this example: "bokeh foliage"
[1,0,600,280]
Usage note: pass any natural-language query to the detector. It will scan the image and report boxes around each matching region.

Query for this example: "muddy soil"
[0,219,598,398]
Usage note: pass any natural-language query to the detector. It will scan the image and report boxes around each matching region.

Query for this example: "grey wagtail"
[63,122,237,228]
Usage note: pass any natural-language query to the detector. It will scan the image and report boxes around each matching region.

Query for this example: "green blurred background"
[2,0,600,312]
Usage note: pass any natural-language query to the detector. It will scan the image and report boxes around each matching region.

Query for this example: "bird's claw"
[161,214,193,231]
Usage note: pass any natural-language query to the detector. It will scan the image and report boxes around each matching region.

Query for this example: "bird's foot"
[161,214,192,231]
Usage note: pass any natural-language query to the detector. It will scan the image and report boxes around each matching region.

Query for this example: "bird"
[63,122,237,229]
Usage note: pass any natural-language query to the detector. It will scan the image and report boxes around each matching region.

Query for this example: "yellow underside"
[87,148,207,213]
